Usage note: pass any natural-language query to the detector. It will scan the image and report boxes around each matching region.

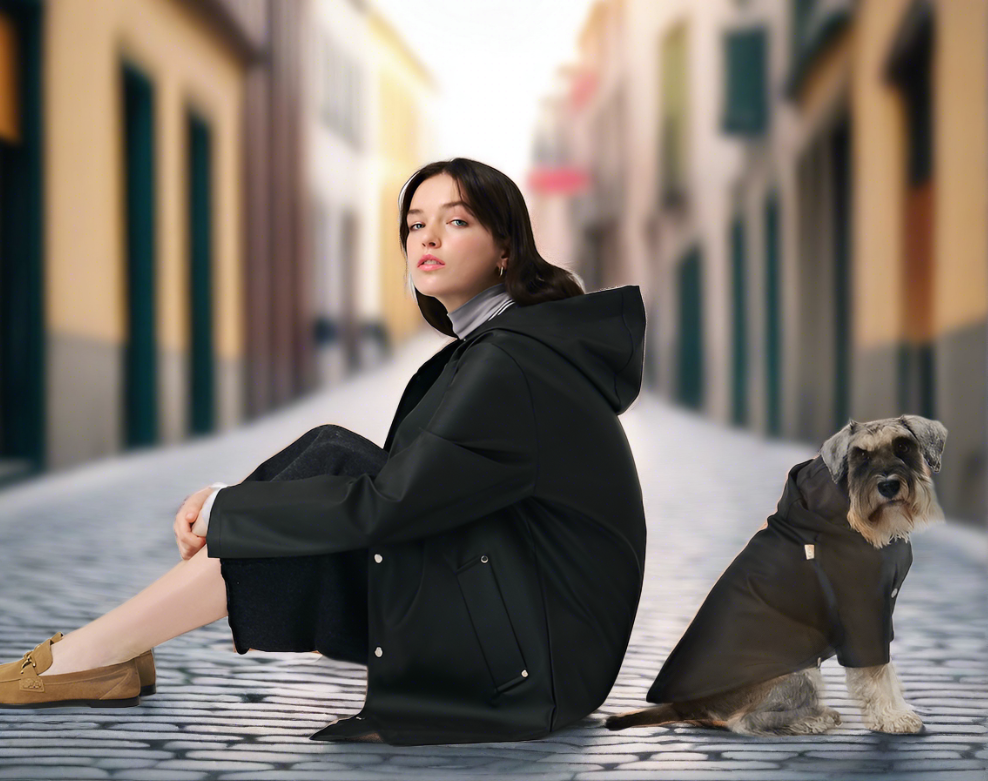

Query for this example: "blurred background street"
[0,0,984,524]
[0,0,985,777]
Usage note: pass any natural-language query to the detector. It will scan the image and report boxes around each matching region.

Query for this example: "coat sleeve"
[206,342,539,558]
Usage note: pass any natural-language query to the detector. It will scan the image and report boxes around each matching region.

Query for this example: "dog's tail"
[605,703,681,731]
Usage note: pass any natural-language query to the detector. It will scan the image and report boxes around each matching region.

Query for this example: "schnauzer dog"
[606,414,947,736]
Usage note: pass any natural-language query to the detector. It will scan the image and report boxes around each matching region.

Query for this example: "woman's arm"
[206,341,538,558]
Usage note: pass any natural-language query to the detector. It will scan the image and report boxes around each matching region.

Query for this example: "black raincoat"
[647,455,912,705]
[207,285,648,745]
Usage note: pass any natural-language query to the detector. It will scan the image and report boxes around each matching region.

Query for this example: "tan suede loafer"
[48,633,156,696]
[134,649,156,696]
[0,634,141,709]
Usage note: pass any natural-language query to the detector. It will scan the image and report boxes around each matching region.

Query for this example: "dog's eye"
[895,440,911,456]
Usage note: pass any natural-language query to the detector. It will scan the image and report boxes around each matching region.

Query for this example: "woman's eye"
[408,220,466,230]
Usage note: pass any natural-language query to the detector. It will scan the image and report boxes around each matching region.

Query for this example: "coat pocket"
[455,554,529,693]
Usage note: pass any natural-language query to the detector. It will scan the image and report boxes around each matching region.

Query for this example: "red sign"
[570,70,597,112]
[527,166,591,195]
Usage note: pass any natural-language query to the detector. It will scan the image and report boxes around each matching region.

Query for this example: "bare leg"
[40,545,227,676]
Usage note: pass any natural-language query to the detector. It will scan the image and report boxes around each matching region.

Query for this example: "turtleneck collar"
[447,282,516,339]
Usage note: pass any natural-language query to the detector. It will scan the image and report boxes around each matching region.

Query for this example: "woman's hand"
[191,512,209,537]
[174,486,214,560]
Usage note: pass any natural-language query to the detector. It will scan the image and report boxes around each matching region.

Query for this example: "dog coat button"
[374,554,383,564]
[374,647,383,658]
[521,670,528,678]
[804,544,815,560]
[891,587,898,598]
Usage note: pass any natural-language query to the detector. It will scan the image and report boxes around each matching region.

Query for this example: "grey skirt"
[219,424,389,665]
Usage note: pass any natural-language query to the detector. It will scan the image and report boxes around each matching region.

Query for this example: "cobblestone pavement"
[0,331,985,780]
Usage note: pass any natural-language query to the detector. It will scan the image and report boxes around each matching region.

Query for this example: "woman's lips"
[419,260,445,270]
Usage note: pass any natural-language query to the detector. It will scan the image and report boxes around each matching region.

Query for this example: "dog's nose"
[878,479,901,498]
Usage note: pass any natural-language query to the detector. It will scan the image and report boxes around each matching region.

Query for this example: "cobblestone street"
[0,331,985,780]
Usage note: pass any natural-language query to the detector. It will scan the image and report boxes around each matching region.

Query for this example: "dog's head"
[819,415,947,548]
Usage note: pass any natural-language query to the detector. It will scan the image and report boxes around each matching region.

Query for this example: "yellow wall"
[45,0,244,358]
[934,0,988,332]
[0,10,19,143]
[850,0,910,348]
[370,10,434,342]
[852,0,987,347]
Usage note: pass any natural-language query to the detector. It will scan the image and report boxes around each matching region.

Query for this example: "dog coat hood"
[646,455,913,705]
[208,285,648,744]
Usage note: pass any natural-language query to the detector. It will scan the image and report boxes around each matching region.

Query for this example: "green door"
[731,216,748,425]
[764,193,782,436]
[677,246,704,410]
[832,119,852,431]
[188,113,214,435]
[123,64,158,448]
[0,0,44,483]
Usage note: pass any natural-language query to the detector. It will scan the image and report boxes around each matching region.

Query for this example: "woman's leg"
[42,425,386,676]
[41,545,226,677]
[222,425,387,662]
[40,427,331,675]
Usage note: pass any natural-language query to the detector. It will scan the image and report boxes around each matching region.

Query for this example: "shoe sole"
[140,684,155,696]
[0,696,141,709]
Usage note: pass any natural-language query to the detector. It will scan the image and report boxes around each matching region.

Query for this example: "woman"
[0,158,648,746]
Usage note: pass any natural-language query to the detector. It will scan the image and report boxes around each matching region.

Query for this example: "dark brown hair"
[398,158,584,337]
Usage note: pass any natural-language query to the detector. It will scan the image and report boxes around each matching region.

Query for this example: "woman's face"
[406,173,507,313]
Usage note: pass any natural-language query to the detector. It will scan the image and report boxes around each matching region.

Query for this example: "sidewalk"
[0,329,985,780]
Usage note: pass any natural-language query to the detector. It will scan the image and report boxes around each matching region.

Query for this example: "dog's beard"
[846,468,945,548]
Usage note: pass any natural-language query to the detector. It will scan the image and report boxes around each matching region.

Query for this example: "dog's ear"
[898,415,948,473]
[821,419,858,483]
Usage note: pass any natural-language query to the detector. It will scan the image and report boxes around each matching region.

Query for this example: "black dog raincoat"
[647,455,912,705]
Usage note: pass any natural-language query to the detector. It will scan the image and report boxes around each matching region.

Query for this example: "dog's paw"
[804,707,842,733]
[751,707,842,736]
[866,708,923,734]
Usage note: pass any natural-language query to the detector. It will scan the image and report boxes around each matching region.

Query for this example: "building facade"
[0,0,315,484]
[531,0,986,523]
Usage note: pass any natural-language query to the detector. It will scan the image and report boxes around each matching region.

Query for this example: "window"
[660,23,689,207]
[723,27,768,135]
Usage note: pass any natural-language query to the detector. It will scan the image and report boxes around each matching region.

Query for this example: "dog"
[606,414,947,736]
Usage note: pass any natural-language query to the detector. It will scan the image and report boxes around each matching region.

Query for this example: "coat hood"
[462,285,646,414]
[795,456,852,526]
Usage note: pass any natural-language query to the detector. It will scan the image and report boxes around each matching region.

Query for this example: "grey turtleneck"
[447,282,517,339]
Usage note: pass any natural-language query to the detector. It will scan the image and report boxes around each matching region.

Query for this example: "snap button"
[374,646,383,657]
[891,587,898,598]
[374,554,383,564]
[521,670,528,678]
[480,555,489,563]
